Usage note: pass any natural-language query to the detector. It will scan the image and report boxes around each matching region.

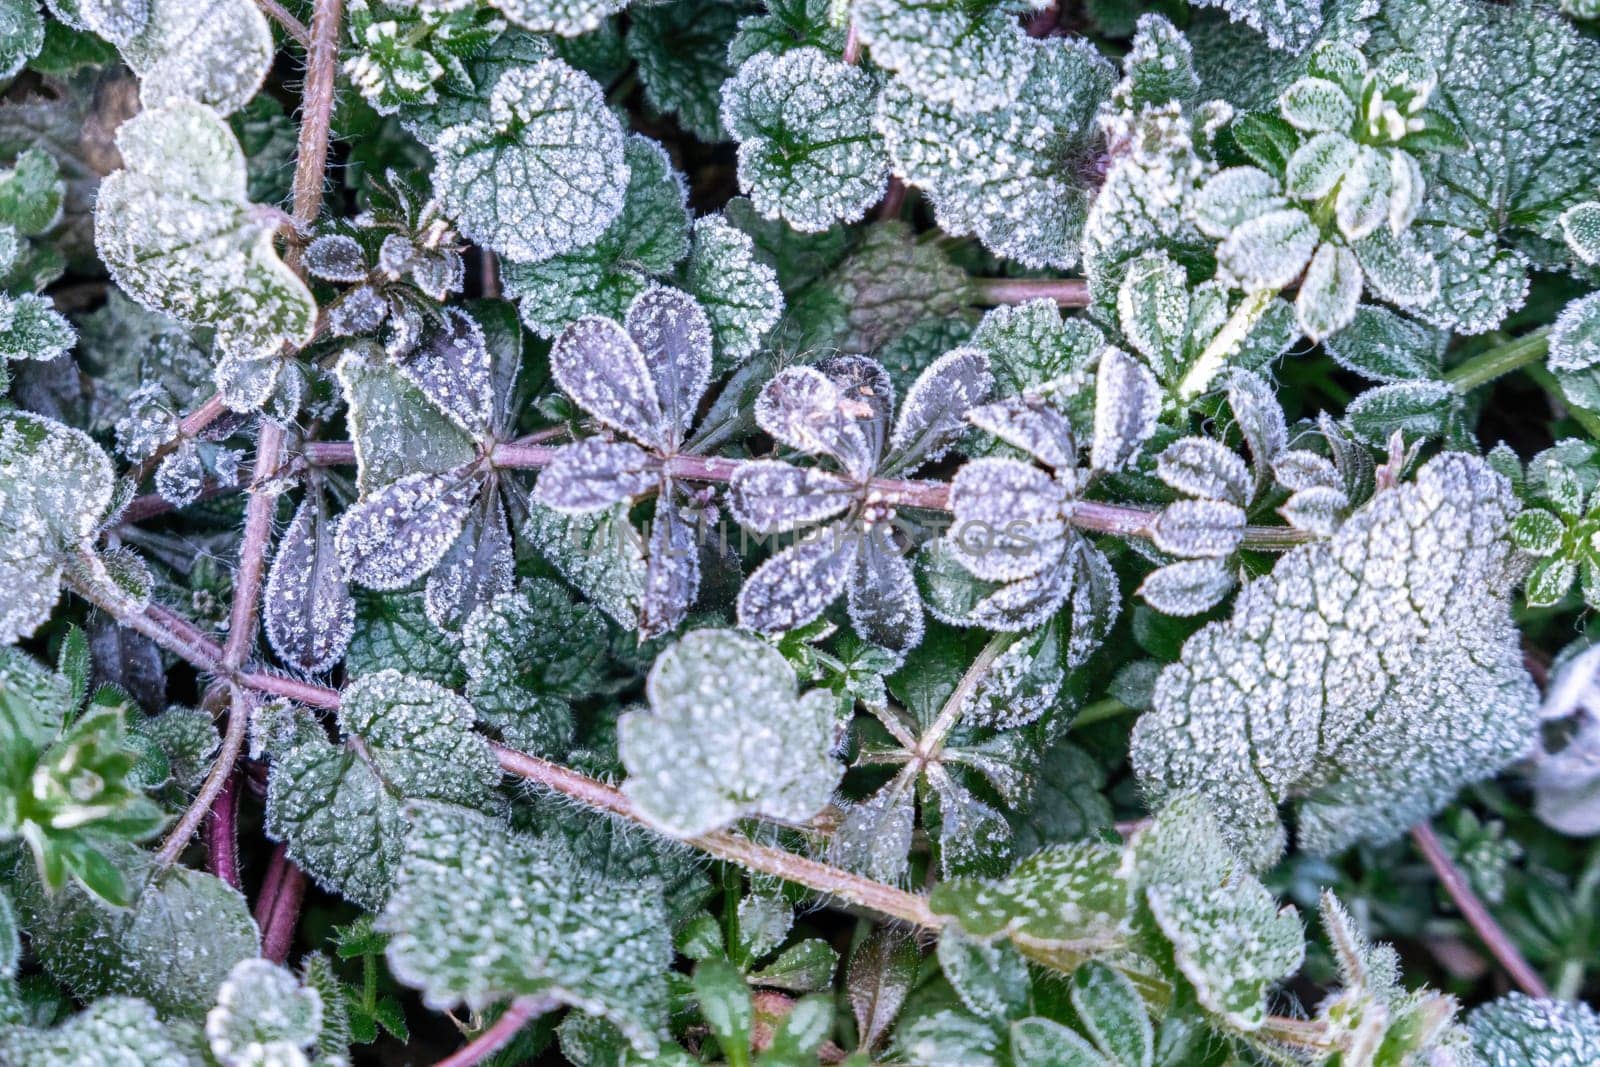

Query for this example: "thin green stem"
[1444,327,1551,393]
[1072,697,1133,729]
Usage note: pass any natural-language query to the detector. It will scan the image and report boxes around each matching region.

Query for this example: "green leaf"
[627,0,742,142]
[758,995,833,1067]
[694,957,753,1066]
[937,930,1030,1020]
[0,997,196,1066]
[619,629,844,836]
[1509,509,1565,557]
[1552,291,1600,372]
[380,801,672,1055]
[1469,994,1600,1067]
[117,0,274,114]
[1322,305,1447,382]
[205,959,325,1066]
[346,591,467,687]
[0,292,75,365]
[0,412,114,644]
[335,344,479,494]
[0,0,45,80]
[729,0,843,66]
[749,939,838,993]
[265,670,500,910]
[1190,0,1324,52]
[1526,556,1578,608]
[892,1007,1003,1067]
[855,0,1035,113]
[0,148,63,235]
[878,38,1114,269]
[722,47,887,234]
[16,847,260,1020]
[429,59,629,262]
[1342,379,1459,446]
[524,500,649,628]
[502,135,691,339]
[1009,1016,1109,1067]
[846,928,919,1052]
[1069,962,1152,1067]
[1131,454,1538,870]
[94,103,316,371]
[685,214,784,369]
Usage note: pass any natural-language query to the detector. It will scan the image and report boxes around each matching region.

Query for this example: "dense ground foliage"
[3,0,1600,1063]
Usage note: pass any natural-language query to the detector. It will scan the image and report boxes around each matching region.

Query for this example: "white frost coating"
[1090,347,1160,473]
[1150,499,1247,559]
[95,104,316,369]
[395,308,495,437]
[619,629,844,836]
[205,958,323,1067]
[947,458,1069,583]
[1469,994,1600,1067]
[1138,558,1236,618]
[685,215,782,366]
[489,0,630,36]
[624,285,713,445]
[886,347,993,475]
[1189,0,1325,53]
[431,61,629,263]
[1550,291,1600,372]
[378,802,670,1054]
[1157,437,1252,506]
[534,437,657,513]
[722,47,888,234]
[853,0,1038,114]
[1131,453,1540,870]
[737,522,859,635]
[264,488,355,675]
[753,365,876,480]
[120,0,274,115]
[728,460,856,535]
[0,412,115,644]
[334,469,478,590]
[549,317,667,450]
[876,37,1115,269]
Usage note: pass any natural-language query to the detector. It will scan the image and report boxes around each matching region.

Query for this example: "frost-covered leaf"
[0,292,74,365]
[722,47,887,234]
[753,364,877,478]
[640,493,700,640]
[1070,962,1153,1067]
[728,460,857,534]
[619,629,844,836]
[430,60,629,262]
[1561,200,1600,266]
[119,0,273,114]
[380,802,671,1054]
[1296,241,1362,341]
[946,458,1070,582]
[1157,437,1252,505]
[265,670,499,910]
[1468,994,1600,1067]
[0,411,114,644]
[0,0,44,80]
[626,0,740,142]
[1552,291,1600,372]
[967,393,1078,472]
[876,38,1114,269]
[886,346,991,474]
[854,0,1035,113]
[524,499,648,627]
[1190,0,1325,53]
[937,930,1030,1020]
[1150,499,1246,559]
[335,469,480,590]
[549,315,668,449]
[1343,379,1458,447]
[1216,207,1319,291]
[728,0,843,66]
[205,959,323,1067]
[265,484,354,674]
[848,532,924,655]
[424,484,515,633]
[1091,347,1159,472]
[0,997,196,1066]
[397,308,494,438]
[336,345,478,493]
[95,104,316,366]
[1323,304,1447,382]
[683,215,781,369]
[16,847,259,1020]
[1131,454,1539,869]
[537,438,658,513]
[502,136,690,339]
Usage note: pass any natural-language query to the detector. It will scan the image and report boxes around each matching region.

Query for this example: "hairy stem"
[155,685,251,870]
[969,276,1090,307]
[127,393,229,486]
[257,0,311,46]
[289,0,345,235]
[224,421,285,667]
[490,745,943,929]
[920,633,1010,761]
[435,996,562,1067]
[1411,822,1549,997]
[842,23,862,65]
[1444,327,1551,393]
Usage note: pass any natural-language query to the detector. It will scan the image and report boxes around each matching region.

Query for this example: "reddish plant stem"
[224,421,285,667]
[1412,822,1549,998]
[207,768,243,889]
[289,0,345,236]
[842,23,862,64]
[1025,2,1060,36]
[970,276,1090,307]
[255,844,289,928]
[876,177,907,221]
[128,393,230,486]
[257,0,311,46]
[155,685,252,869]
[261,859,309,964]
[435,996,562,1067]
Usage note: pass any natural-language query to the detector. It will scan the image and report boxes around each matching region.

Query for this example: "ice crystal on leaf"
[728,0,843,66]
[0,411,115,644]
[115,0,274,115]
[619,629,844,837]
[428,59,629,263]
[722,47,888,235]
[265,480,355,675]
[94,104,316,387]
[732,350,991,652]
[684,214,783,368]
[536,286,717,637]
[853,0,1041,114]
[877,37,1114,270]
[1189,0,1327,54]
[379,801,671,1054]
[265,670,499,910]
[205,959,325,1067]
[1468,993,1600,1066]
[0,0,44,80]
[0,997,194,1066]
[1131,453,1539,870]
[626,0,741,143]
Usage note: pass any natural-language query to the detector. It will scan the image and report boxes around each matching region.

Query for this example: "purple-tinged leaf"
[847,532,924,655]
[397,308,494,438]
[1225,369,1288,492]
[640,490,700,639]
[626,286,713,449]
[728,460,858,534]
[327,284,388,337]
[1157,437,1252,506]
[550,315,667,450]
[1272,450,1341,493]
[303,234,369,283]
[966,396,1078,472]
[425,486,515,632]
[1139,558,1236,618]
[821,356,895,469]
[968,556,1075,633]
[535,438,658,513]
[755,366,875,480]
[265,484,355,673]
[1091,347,1160,473]
[336,468,481,590]
[947,458,1069,582]
[1063,541,1119,668]
[885,347,992,476]
[829,782,915,884]
[1279,485,1348,537]
[1150,499,1247,558]
[737,521,860,634]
